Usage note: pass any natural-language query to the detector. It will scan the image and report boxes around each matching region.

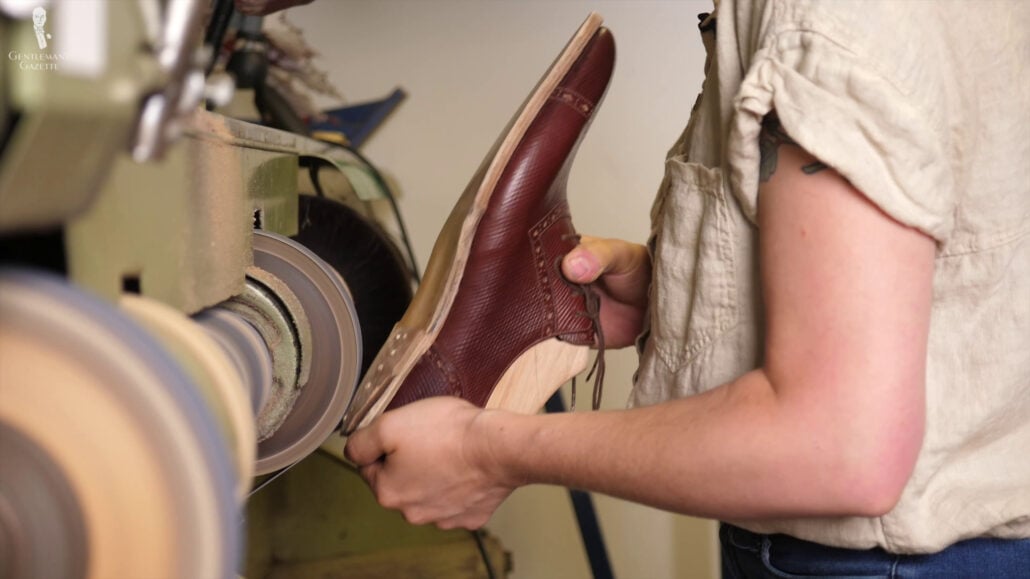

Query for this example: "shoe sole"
[342,13,602,433]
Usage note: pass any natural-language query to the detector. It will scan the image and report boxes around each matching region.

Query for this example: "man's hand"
[344,397,516,529]
[561,236,651,349]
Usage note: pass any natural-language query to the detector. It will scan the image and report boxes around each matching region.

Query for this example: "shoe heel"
[485,339,589,413]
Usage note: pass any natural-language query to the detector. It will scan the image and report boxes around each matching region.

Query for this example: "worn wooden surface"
[486,338,588,414]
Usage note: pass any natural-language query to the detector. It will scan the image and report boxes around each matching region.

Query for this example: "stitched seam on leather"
[550,87,593,118]
[529,203,568,336]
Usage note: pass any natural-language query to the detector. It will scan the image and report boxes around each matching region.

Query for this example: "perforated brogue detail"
[386,28,615,412]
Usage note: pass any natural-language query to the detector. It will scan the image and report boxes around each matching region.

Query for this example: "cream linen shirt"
[630,0,1030,554]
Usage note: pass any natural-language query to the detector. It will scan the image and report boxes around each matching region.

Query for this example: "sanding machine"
[0,1,508,577]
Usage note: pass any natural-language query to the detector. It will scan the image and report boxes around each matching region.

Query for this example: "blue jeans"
[720,524,1030,578]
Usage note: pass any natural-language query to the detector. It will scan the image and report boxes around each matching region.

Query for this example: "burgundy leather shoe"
[342,14,615,433]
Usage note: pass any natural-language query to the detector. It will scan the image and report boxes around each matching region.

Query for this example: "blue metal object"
[309,88,406,149]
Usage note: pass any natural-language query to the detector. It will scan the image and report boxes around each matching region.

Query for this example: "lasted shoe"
[342,13,615,434]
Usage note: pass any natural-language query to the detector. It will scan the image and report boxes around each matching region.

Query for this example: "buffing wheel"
[251,231,362,474]
[195,306,274,417]
[121,294,257,499]
[0,269,239,579]
[293,195,413,377]
[0,422,88,579]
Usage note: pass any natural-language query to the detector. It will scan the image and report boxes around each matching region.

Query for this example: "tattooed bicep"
[758,113,828,182]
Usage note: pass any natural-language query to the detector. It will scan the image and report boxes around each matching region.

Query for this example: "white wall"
[289,2,719,578]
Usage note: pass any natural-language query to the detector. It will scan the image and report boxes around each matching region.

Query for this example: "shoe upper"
[388,28,616,410]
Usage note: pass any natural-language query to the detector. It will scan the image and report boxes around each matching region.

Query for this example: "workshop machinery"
[0,1,509,577]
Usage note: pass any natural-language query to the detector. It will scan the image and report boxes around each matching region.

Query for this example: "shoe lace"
[557,233,606,411]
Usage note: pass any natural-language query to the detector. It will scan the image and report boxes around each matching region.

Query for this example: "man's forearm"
[476,368,912,521]
[472,128,933,523]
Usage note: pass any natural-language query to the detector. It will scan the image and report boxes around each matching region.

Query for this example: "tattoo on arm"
[758,114,828,182]
[802,160,829,174]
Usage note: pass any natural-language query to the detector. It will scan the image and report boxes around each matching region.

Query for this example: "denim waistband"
[720,523,1030,579]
